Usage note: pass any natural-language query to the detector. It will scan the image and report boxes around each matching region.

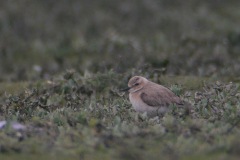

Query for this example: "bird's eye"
[135,83,139,86]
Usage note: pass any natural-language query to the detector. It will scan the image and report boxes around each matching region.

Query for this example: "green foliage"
[1,1,240,159]
[0,70,240,159]
[170,85,183,96]
[1,1,240,81]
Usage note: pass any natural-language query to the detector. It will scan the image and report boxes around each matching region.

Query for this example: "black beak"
[121,87,131,92]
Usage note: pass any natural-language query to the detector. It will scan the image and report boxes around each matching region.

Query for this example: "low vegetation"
[1,0,240,159]
[0,70,240,159]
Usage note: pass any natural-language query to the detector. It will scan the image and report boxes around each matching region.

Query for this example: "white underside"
[129,94,168,118]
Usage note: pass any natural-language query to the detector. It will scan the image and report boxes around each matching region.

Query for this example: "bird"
[122,76,190,118]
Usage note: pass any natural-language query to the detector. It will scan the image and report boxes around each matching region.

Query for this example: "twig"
[224,118,240,134]
[23,88,36,103]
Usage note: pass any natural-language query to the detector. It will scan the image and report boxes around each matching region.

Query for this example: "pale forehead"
[129,76,142,84]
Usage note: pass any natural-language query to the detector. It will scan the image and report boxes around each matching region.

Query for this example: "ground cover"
[1,70,240,159]
[1,0,240,159]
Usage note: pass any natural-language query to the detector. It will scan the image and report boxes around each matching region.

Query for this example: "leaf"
[221,90,227,99]
[114,116,121,126]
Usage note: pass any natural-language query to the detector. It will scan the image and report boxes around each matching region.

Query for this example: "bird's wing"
[140,85,183,107]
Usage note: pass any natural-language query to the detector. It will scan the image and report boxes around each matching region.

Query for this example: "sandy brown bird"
[122,76,190,118]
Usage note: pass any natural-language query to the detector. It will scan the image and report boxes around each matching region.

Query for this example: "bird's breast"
[129,92,144,112]
[129,92,168,118]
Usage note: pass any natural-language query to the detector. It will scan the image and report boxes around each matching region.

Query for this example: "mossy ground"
[1,0,240,159]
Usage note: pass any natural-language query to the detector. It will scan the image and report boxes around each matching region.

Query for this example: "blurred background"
[0,0,240,81]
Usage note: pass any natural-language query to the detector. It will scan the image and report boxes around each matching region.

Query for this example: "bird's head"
[122,76,147,93]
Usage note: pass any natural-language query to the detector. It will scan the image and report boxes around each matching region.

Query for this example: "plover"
[122,76,190,118]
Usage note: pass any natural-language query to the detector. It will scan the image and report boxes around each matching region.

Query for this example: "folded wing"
[140,84,183,107]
